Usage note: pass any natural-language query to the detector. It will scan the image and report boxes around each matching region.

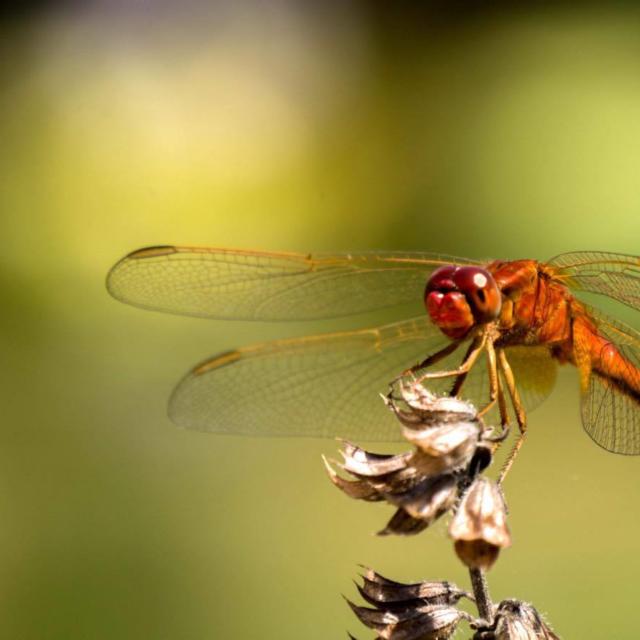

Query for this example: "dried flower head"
[474,599,560,640]
[345,569,561,640]
[347,568,473,640]
[356,566,470,609]
[449,477,511,570]
[324,382,496,536]
[386,382,479,429]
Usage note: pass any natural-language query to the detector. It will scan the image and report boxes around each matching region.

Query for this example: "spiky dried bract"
[347,599,464,640]
[357,567,469,609]
[324,383,496,535]
[449,477,511,570]
[477,599,560,640]
[347,569,474,640]
[387,382,478,428]
[405,421,480,475]
[383,474,458,524]
[340,442,415,477]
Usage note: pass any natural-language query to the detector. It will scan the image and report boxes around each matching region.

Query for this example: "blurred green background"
[1,2,640,638]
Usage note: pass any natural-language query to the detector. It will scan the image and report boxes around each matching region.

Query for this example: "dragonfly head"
[425,265,502,339]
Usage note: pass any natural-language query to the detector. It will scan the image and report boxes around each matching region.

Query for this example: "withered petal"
[340,441,414,477]
[355,584,461,615]
[454,540,501,572]
[359,575,467,607]
[355,583,426,612]
[365,467,422,495]
[350,604,464,640]
[346,598,424,627]
[449,478,511,548]
[386,609,463,640]
[386,474,458,521]
[402,422,479,456]
[449,478,511,570]
[323,456,384,501]
[493,600,561,640]
[378,508,430,536]
[359,567,407,587]
[347,597,461,623]
[406,424,479,476]
[388,382,478,427]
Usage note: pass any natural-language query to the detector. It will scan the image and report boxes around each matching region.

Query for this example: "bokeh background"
[2,2,640,638]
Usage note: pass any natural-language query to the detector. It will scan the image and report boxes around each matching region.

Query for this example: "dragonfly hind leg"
[477,339,511,444]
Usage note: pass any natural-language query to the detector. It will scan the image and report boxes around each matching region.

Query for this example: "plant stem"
[469,568,493,623]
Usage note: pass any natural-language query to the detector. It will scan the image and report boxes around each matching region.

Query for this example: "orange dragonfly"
[107,247,640,462]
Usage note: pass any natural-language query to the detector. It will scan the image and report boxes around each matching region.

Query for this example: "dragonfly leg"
[448,340,479,397]
[495,371,511,440]
[478,338,499,418]
[416,333,487,382]
[390,340,462,388]
[496,348,527,485]
[477,338,511,444]
[404,340,461,378]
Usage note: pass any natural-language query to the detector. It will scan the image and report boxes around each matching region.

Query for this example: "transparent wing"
[578,308,640,454]
[502,345,558,414]
[549,251,640,313]
[169,316,450,440]
[107,245,480,321]
[169,317,558,441]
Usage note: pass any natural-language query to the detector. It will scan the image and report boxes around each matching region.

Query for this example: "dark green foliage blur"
[1,3,639,639]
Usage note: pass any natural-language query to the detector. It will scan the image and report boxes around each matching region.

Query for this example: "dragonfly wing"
[169,316,457,441]
[578,308,640,454]
[549,251,640,313]
[171,315,559,441]
[107,245,480,321]
[502,345,558,413]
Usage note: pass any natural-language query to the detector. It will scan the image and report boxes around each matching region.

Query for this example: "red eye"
[425,265,458,294]
[453,267,501,323]
[425,265,501,327]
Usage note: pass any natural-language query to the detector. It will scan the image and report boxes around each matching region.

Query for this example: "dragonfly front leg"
[392,340,463,387]
[415,333,487,383]
[449,339,481,397]
[406,340,461,376]
[497,348,527,485]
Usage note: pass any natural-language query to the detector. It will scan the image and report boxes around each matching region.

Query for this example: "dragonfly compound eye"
[425,265,501,337]
[453,266,502,323]
[425,266,476,339]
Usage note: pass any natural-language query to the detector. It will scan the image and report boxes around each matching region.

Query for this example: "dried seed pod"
[324,446,461,537]
[347,599,466,640]
[385,474,459,522]
[378,507,431,536]
[489,600,560,640]
[325,382,499,537]
[405,421,481,475]
[449,477,511,570]
[322,456,384,501]
[340,441,415,477]
[387,382,478,428]
[357,568,469,609]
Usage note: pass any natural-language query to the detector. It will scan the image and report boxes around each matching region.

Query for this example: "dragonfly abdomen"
[572,314,640,402]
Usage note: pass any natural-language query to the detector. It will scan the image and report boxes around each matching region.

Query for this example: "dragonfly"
[107,246,640,473]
